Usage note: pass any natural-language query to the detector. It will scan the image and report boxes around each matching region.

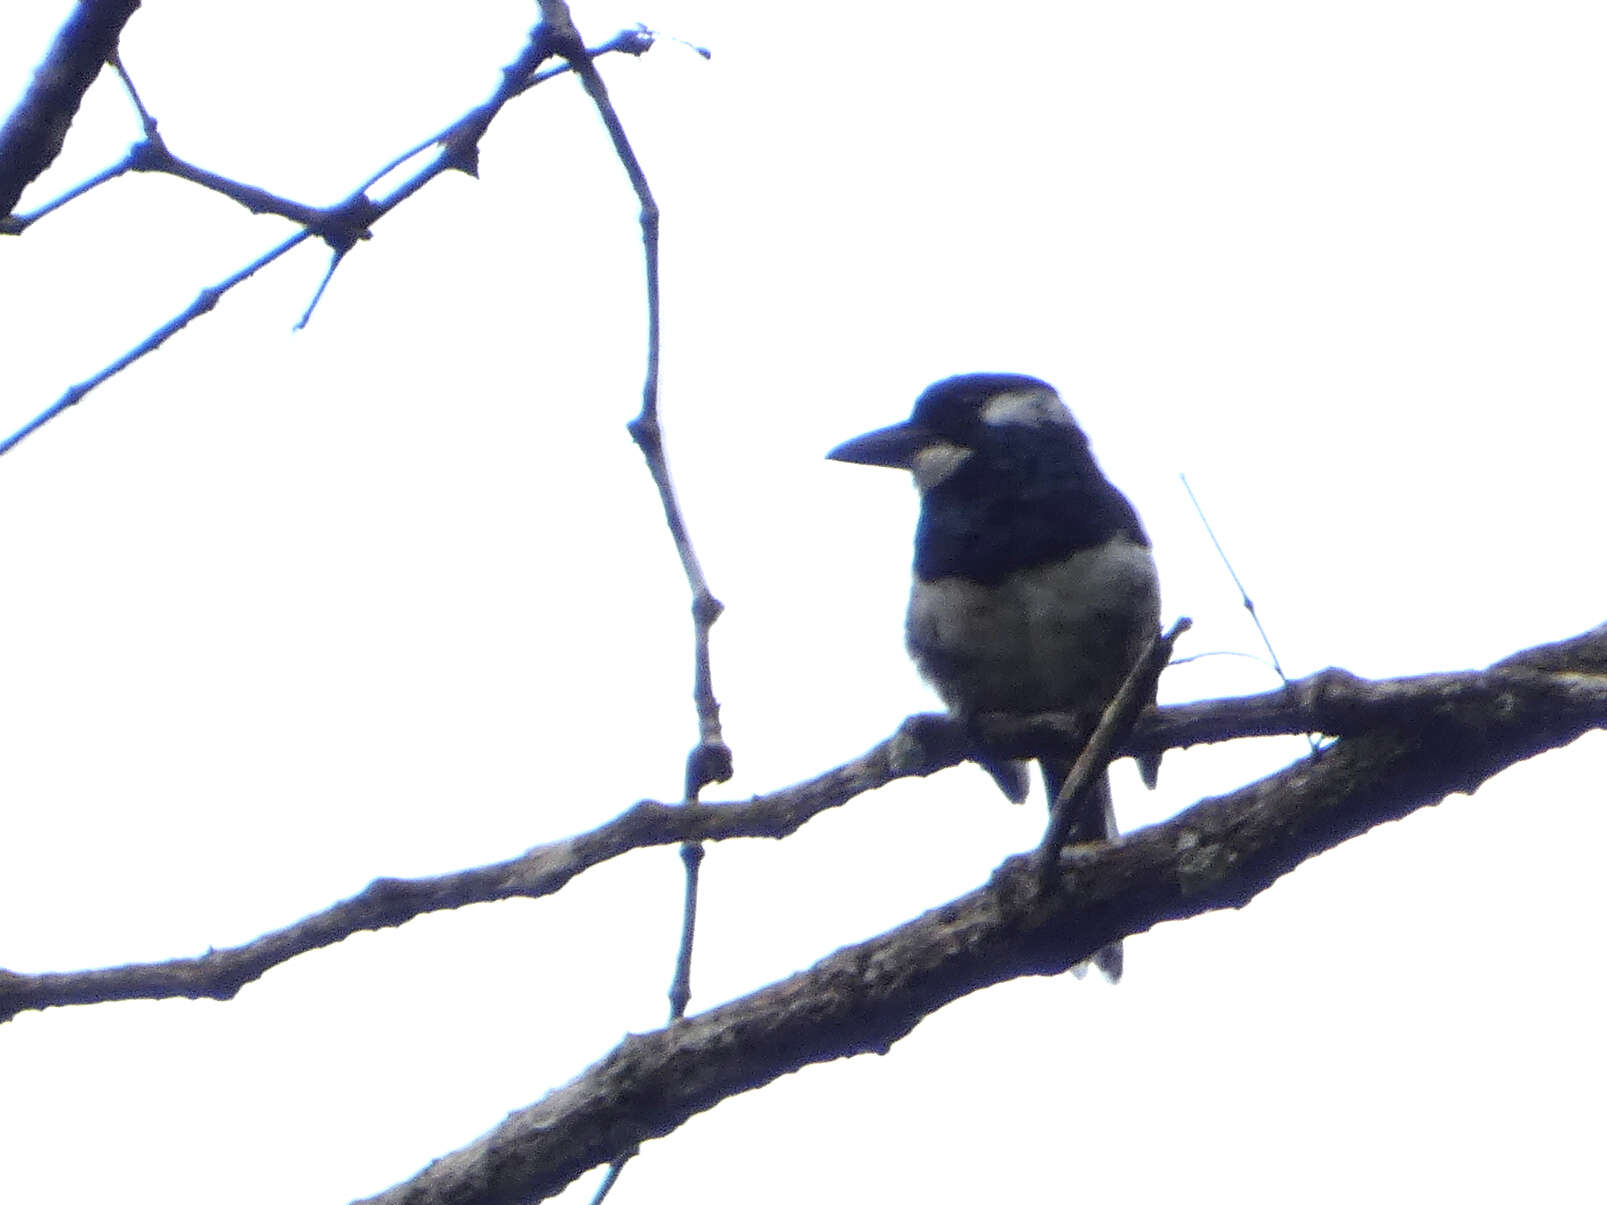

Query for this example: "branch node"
[437,123,486,177]
[310,195,379,254]
[617,25,658,56]
[625,412,659,452]
[125,136,171,173]
[692,592,724,626]
[685,740,734,796]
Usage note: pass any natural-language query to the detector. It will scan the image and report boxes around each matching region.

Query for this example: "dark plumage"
[828,373,1161,981]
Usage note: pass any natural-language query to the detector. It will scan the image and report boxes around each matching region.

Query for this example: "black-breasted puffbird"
[828,372,1161,981]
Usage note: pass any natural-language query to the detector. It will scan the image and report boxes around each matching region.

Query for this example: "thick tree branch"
[0,0,140,219]
[3,623,1603,1024]
[353,632,1607,1204]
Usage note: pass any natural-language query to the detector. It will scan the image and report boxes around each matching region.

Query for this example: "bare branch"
[352,637,1607,1204]
[4,623,1603,1025]
[0,24,670,455]
[0,228,317,455]
[0,736,903,1023]
[544,3,731,794]
[1036,618,1190,877]
[538,0,728,1034]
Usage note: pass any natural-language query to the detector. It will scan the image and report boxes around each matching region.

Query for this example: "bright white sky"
[2,3,1604,1202]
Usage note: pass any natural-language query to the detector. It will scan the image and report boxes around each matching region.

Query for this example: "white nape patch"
[980,388,1075,428]
[911,441,973,492]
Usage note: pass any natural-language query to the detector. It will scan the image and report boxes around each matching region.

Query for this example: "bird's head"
[826,373,1089,493]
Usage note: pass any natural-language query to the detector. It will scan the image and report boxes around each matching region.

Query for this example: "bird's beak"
[825,422,928,470]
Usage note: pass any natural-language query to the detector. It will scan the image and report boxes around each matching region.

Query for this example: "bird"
[827,372,1161,981]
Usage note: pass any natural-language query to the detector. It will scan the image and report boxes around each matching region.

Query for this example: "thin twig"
[345,27,657,200]
[1181,472,1319,756]
[587,1157,631,1205]
[294,250,348,330]
[1034,619,1191,881]
[1180,473,1288,681]
[0,228,318,457]
[0,160,130,233]
[540,19,718,1196]
[8,29,656,236]
[539,0,729,1029]
[107,50,156,136]
[0,25,668,454]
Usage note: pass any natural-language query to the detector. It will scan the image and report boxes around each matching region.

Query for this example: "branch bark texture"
[348,625,1607,1205]
[4,623,1605,1025]
[0,0,139,218]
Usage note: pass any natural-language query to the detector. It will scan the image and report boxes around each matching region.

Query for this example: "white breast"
[906,537,1160,717]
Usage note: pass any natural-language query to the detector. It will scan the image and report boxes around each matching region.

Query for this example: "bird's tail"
[1040,758,1123,983]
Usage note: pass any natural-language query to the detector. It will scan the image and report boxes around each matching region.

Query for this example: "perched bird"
[828,372,1160,980]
